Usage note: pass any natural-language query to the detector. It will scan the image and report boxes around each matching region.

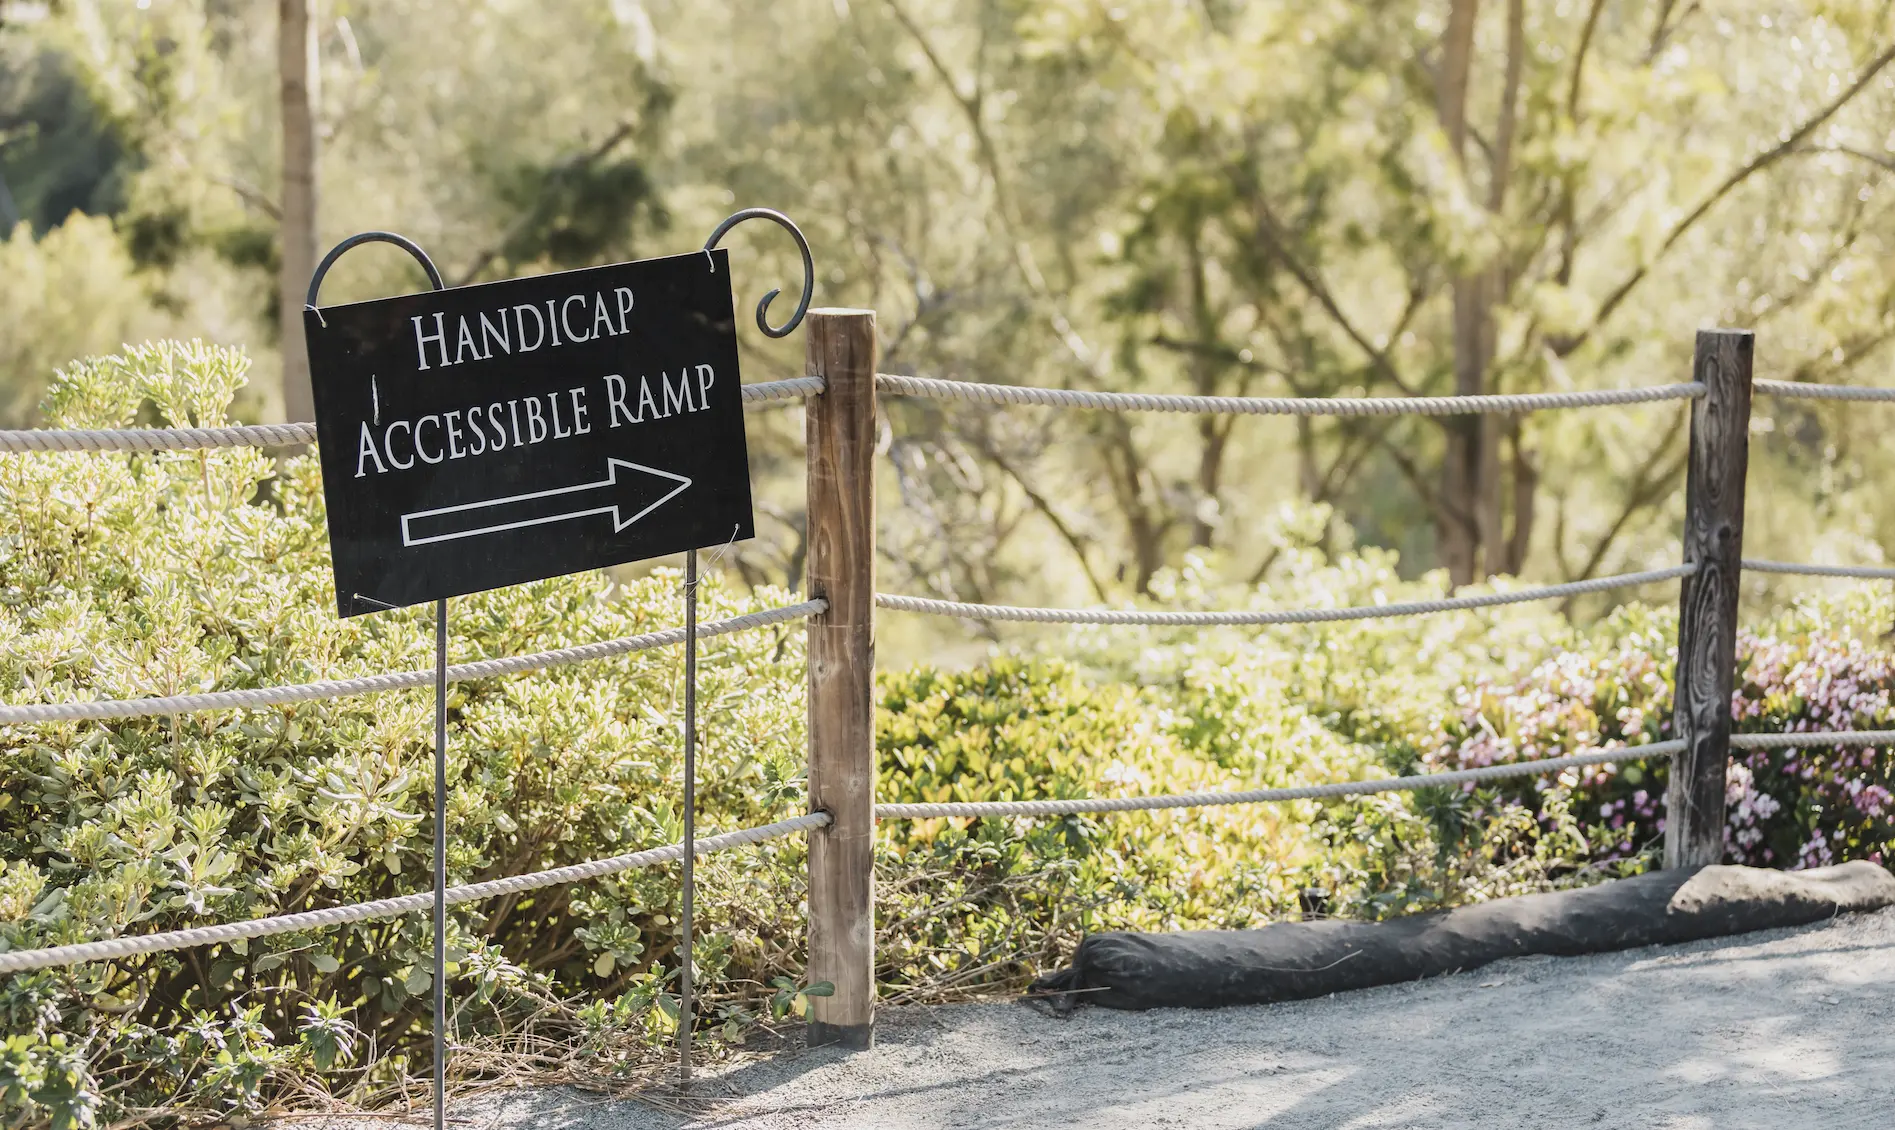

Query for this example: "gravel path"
[306,906,1895,1129]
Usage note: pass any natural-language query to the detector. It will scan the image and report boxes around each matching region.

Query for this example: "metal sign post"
[431,596,448,1130]
[676,211,814,1087]
[679,545,697,1085]
[300,211,813,1112]
[303,232,452,1130]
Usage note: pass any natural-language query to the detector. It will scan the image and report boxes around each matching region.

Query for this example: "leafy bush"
[1043,548,1892,918]
[0,344,813,1126]
[873,657,1370,997]
[1059,538,1589,759]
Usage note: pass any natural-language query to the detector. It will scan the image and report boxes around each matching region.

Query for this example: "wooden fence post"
[804,309,878,1047]
[1666,328,1754,869]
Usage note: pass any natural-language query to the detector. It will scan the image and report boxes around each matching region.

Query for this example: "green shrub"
[0,343,813,1125]
[873,657,1372,997]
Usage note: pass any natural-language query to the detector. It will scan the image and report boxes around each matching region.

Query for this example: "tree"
[279,0,319,425]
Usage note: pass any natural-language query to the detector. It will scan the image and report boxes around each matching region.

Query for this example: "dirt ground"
[298,905,1895,1129]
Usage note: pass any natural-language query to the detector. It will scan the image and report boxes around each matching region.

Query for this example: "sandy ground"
[300,906,1895,1129]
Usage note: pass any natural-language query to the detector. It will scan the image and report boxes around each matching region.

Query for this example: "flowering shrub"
[1426,597,1895,873]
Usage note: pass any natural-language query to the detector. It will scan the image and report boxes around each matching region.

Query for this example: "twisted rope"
[740,376,825,403]
[875,565,1693,626]
[875,374,1704,416]
[0,600,825,725]
[0,812,829,974]
[0,423,319,453]
[1730,730,1895,750]
[0,382,823,455]
[1753,379,1895,402]
[1741,559,1895,580]
[876,742,1684,820]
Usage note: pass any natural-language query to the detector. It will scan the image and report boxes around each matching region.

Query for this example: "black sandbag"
[1030,861,1895,1012]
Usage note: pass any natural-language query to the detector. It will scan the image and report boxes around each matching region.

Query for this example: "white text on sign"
[355,368,717,478]
[411,287,636,370]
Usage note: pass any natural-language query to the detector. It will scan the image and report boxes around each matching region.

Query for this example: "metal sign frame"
[303,210,813,1122]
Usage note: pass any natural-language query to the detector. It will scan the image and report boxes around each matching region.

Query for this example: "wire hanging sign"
[300,209,813,1118]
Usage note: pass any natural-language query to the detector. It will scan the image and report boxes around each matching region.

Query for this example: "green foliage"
[0,35,132,234]
[0,344,813,1125]
[0,1033,97,1130]
[13,1,1895,617]
[875,654,1366,996]
[0,216,168,428]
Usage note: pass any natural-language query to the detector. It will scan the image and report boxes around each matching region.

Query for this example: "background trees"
[6,0,1895,653]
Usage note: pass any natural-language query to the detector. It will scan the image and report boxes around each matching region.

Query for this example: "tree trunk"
[1437,0,1482,585]
[1099,421,1168,593]
[1187,231,1222,548]
[1194,415,1229,549]
[1504,422,1537,573]
[1436,0,1479,157]
[1483,0,1527,577]
[1438,0,1532,584]
[1296,416,1319,499]
[1442,290,1484,585]
[279,0,320,425]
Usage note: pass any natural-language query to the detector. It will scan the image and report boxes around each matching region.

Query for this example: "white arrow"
[400,458,692,547]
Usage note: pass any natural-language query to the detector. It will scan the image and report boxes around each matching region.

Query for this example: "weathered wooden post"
[1666,329,1754,869]
[804,308,877,1047]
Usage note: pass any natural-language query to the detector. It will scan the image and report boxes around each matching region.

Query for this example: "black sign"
[305,250,754,617]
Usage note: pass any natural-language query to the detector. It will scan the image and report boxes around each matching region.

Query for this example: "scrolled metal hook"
[701,208,814,339]
[305,230,447,309]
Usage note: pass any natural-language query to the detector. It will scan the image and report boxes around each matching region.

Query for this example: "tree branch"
[210,175,281,221]
[969,435,1110,602]
[1646,1,1702,63]
[1567,0,1608,118]
[1490,0,1526,213]
[1792,144,1895,174]
[881,0,1109,381]
[1558,38,1895,356]
[1569,428,1689,583]
[1371,424,1453,522]
[1246,197,1425,398]
[450,117,641,287]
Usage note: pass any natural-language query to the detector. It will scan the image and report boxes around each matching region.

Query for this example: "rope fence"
[1740,559,1895,580]
[8,374,1888,456]
[7,722,1887,973]
[0,599,824,725]
[741,375,825,403]
[876,373,1705,416]
[0,380,823,455]
[1753,379,1895,402]
[880,729,1895,823]
[875,742,1687,820]
[1729,730,1895,750]
[8,330,1895,1033]
[0,422,319,453]
[875,565,1693,626]
[0,812,830,975]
